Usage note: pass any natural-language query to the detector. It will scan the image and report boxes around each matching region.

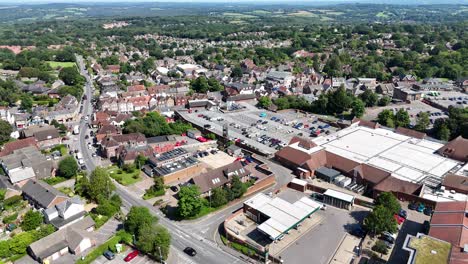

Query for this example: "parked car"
[382,231,397,240]
[393,214,405,225]
[184,247,197,256]
[380,234,395,244]
[381,240,393,249]
[124,250,139,262]
[417,203,425,213]
[170,186,179,192]
[350,226,366,238]
[423,207,433,216]
[103,250,115,260]
[398,209,408,219]
[408,202,418,210]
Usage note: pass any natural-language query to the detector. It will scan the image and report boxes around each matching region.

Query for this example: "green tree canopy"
[414,112,430,132]
[351,98,365,118]
[374,192,401,215]
[125,206,157,236]
[0,120,13,144]
[394,109,411,128]
[21,210,43,231]
[86,167,115,202]
[177,185,203,218]
[363,205,398,235]
[58,156,78,179]
[136,223,171,261]
[257,96,272,109]
[210,187,228,208]
[359,90,378,107]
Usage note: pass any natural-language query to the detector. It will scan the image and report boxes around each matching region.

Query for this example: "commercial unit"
[243,193,322,241]
[323,189,355,210]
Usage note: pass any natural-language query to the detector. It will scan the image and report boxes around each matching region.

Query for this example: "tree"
[394,109,410,128]
[0,120,13,144]
[378,96,391,106]
[359,90,378,107]
[20,94,33,112]
[134,155,147,169]
[351,99,365,118]
[125,206,157,235]
[414,112,430,132]
[257,96,272,109]
[177,185,203,218]
[59,67,84,86]
[228,176,247,201]
[136,223,171,260]
[21,210,43,231]
[230,66,243,78]
[374,192,401,215]
[210,187,228,208]
[87,167,115,202]
[377,109,395,127]
[328,87,353,114]
[363,205,398,235]
[153,176,165,192]
[58,156,78,178]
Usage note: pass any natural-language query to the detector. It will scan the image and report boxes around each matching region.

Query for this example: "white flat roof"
[291,178,307,186]
[312,125,460,185]
[323,189,355,203]
[247,193,320,240]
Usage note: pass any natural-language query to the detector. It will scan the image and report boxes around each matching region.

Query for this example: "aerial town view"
[0,0,466,264]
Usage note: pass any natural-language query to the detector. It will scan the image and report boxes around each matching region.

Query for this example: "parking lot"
[364,100,448,128]
[180,104,338,156]
[93,247,153,264]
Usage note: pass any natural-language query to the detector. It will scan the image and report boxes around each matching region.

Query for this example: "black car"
[398,209,408,219]
[423,207,433,216]
[81,165,87,171]
[184,247,197,257]
[103,250,115,260]
[170,186,179,193]
[408,202,418,210]
[422,220,430,234]
[350,227,366,238]
[381,235,395,244]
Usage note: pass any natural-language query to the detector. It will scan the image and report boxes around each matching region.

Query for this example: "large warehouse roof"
[245,193,321,240]
[312,124,460,185]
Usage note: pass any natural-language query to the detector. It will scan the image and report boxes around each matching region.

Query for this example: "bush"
[143,188,165,200]
[372,240,388,255]
[3,213,18,224]
[42,176,68,186]
[3,195,22,208]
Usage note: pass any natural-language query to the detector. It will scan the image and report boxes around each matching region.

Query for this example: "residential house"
[105,65,120,74]
[147,135,178,153]
[95,124,122,142]
[0,106,15,125]
[100,133,147,158]
[0,175,21,199]
[0,146,54,184]
[22,179,68,209]
[0,137,38,157]
[190,160,251,195]
[28,216,96,263]
[44,196,86,229]
[46,95,80,123]
[376,83,396,96]
[266,71,294,89]
[118,145,154,165]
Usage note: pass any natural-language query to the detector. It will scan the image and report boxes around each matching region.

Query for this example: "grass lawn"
[408,236,451,264]
[288,11,318,17]
[107,166,141,186]
[46,61,76,69]
[42,176,69,186]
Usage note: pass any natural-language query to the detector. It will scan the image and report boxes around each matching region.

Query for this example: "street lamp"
[158,246,164,264]
[208,188,212,208]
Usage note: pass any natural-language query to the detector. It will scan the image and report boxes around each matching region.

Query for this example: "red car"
[394,214,405,225]
[124,250,139,262]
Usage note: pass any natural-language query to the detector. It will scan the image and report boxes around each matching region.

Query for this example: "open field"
[222,12,257,19]
[288,11,318,17]
[47,61,76,69]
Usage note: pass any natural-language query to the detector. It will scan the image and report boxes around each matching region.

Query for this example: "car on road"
[170,186,179,192]
[92,153,97,157]
[124,250,139,262]
[103,250,115,260]
[184,247,197,256]
[81,165,87,171]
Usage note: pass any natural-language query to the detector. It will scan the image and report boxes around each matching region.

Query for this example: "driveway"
[280,207,368,264]
[93,248,153,264]
[95,218,121,244]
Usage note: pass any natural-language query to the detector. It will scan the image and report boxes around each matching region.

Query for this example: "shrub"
[3,195,22,208]
[2,213,18,224]
[372,240,388,255]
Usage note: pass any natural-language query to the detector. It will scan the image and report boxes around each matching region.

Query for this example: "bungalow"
[28,216,96,263]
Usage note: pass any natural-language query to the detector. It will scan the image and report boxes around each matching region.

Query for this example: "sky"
[0,0,465,3]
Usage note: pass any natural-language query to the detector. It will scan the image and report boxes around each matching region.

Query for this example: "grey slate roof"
[28,216,95,260]
[22,180,67,208]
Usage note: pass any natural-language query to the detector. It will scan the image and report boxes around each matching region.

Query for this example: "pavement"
[279,206,368,264]
[76,57,246,264]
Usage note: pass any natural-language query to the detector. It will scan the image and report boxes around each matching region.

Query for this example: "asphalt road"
[75,56,245,264]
